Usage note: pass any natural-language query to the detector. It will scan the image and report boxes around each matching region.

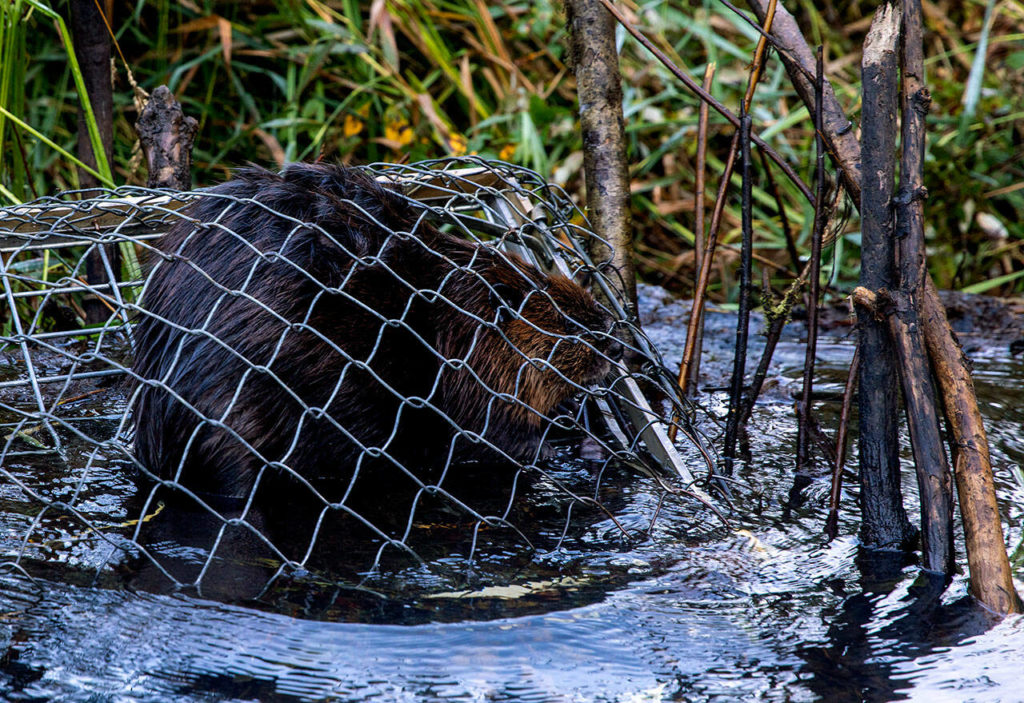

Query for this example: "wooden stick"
[745,0,862,207]
[723,111,755,476]
[677,135,739,423]
[896,0,954,575]
[856,2,914,550]
[922,282,1021,612]
[749,0,1020,614]
[795,47,827,482]
[681,63,716,399]
[598,0,814,206]
[675,2,778,446]
[758,149,801,273]
[825,348,859,541]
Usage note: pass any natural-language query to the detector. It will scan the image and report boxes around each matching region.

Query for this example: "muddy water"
[2,286,1024,702]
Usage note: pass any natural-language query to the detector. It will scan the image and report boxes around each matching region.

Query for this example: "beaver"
[130,163,620,504]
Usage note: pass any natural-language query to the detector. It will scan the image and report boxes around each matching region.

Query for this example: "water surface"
[2,287,1024,702]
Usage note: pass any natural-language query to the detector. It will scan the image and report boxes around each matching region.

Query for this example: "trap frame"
[0,157,711,597]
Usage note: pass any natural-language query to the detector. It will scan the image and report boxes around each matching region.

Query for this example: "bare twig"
[717,0,815,83]
[794,46,827,486]
[723,111,755,475]
[758,149,801,273]
[737,306,785,426]
[671,63,716,415]
[742,0,778,110]
[674,0,779,416]
[685,63,716,396]
[674,138,739,425]
[825,348,859,542]
[737,181,846,426]
[598,0,814,205]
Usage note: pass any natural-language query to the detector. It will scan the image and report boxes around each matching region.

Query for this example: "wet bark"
[856,3,914,550]
[853,286,954,572]
[136,86,198,190]
[566,0,638,318]
[724,114,755,477]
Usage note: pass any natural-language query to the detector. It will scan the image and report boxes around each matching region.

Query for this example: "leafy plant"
[0,0,1021,298]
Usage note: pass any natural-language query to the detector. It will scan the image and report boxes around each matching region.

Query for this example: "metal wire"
[0,157,708,598]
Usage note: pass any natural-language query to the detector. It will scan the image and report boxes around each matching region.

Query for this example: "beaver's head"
[430,245,622,459]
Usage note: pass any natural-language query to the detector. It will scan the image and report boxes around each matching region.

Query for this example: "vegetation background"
[1,0,1022,300]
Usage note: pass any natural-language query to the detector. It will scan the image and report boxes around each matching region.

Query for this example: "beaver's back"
[130,163,615,504]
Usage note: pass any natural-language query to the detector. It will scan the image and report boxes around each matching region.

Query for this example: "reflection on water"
[3,288,1024,701]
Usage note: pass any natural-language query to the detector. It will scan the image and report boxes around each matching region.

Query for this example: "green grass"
[1,0,1021,299]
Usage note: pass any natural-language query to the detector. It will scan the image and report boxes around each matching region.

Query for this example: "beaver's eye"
[490,283,523,324]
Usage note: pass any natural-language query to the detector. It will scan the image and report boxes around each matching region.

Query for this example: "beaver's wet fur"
[130,163,619,503]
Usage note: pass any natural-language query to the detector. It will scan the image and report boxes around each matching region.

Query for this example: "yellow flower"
[498,143,516,161]
[385,119,414,146]
[343,113,364,138]
[447,133,468,156]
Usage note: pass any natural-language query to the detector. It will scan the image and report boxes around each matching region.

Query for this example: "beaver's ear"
[490,282,524,323]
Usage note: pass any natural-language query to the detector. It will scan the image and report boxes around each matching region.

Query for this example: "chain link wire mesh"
[0,157,710,600]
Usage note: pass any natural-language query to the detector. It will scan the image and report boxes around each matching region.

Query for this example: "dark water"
[2,287,1024,702]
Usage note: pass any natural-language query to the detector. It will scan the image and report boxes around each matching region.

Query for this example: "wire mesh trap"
[0,157,710,600]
